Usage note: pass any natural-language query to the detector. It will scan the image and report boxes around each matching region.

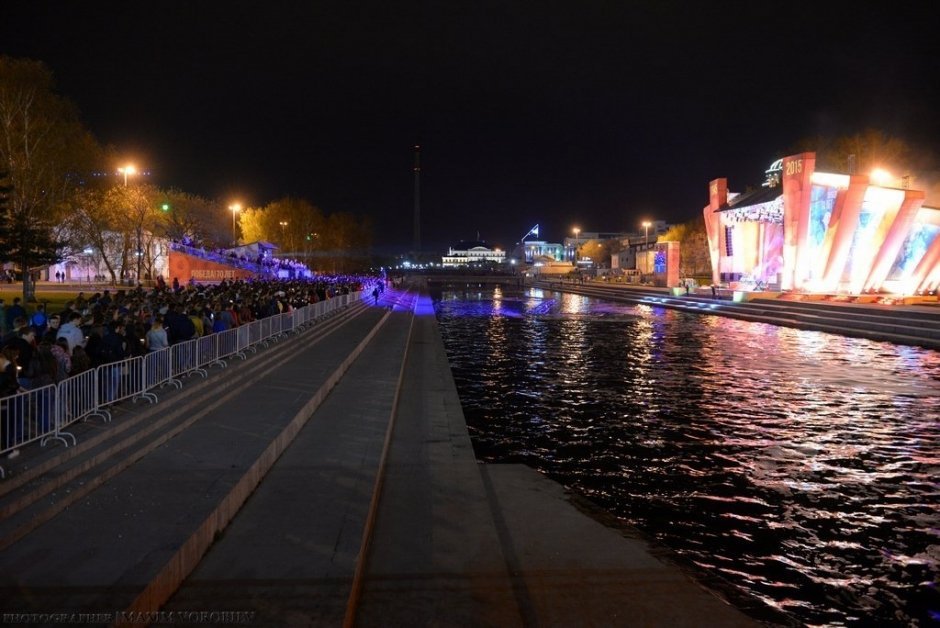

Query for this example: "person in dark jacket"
[4,297,26,332]
[8,327,37,390]
[99,321,127,364]
[0,346,24,457]
[98,321,127,404]
[163,303,195,345]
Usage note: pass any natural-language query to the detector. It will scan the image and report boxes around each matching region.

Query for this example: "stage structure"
[703,152,939,295]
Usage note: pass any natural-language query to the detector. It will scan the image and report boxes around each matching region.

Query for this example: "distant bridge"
[419,274,525,287]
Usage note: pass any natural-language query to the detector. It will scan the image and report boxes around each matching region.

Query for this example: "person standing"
[5,297,26,332]
[163,303,195,345]
[0,346,24,458]
[69,346,92,376]
[9,327,37,391]
[50,338,72,380]
[56,312,86,355]
[30,303,48,339]
[145,316,169,353]
[29,341,58,434]
[98,321,127,404]
[46,314,61,339]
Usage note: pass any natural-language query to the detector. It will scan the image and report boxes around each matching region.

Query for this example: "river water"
[434,285,940,626]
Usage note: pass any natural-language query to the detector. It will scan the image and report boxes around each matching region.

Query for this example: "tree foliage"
[240,197,326,253]
[789,129,921,176]
[660,215,710,278]
[160,190,224,246]
[0,55,377,282]
[238,199,372,271]
[321,212,372,273]
[576,239,613,267]
[0,56,99,298]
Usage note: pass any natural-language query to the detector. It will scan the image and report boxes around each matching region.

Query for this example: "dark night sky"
[2,1,938,253]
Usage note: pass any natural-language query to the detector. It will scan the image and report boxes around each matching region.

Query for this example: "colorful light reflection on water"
[435,286,940,626]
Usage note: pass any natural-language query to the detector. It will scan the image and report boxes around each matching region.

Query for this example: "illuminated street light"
[118,164,137,186]
[572,227,580,264]
[118,164,144,280]
[642,221,652,245]
[870,168,894,186]
[229,203,242,244]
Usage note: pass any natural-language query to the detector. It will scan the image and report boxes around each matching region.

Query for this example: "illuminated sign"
[763,158,784,188]
[654,251,667,273]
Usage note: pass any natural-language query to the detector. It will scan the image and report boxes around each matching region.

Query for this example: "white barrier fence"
[0,289,368,478]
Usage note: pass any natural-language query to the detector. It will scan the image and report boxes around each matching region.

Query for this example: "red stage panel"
[168,251,257,283]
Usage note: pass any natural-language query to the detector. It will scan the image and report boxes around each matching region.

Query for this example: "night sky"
[2,1,938,253]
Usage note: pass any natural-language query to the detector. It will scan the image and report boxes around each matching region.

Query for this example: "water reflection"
[435,286,940,627]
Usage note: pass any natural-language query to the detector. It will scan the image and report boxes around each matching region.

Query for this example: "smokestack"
[413,145,421,254]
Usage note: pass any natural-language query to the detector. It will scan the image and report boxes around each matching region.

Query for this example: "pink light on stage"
[702,152,940,298]
[847,187,905,294]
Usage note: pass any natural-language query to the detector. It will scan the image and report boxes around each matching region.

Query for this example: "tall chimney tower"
[413,145,421,254]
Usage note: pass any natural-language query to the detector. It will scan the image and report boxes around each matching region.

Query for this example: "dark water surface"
[434,286,940,627]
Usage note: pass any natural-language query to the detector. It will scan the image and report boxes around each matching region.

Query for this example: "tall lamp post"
[118,164,137,187]
[279,221,289,258]
[642,221,652,245]
[572,227,581,264]
[229,203,242,245]
[118,165,143,282]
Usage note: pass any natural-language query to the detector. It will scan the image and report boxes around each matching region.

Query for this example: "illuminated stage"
[703,152,939,300]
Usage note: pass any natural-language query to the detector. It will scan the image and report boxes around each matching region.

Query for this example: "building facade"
[514,240,565,264]
[703,152,939,294]
[442,241,506,267]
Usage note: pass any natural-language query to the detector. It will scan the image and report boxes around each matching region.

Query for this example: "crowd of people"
[0,274,371,459]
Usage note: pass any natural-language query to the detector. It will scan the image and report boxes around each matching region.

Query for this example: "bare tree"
[0,57,99,299]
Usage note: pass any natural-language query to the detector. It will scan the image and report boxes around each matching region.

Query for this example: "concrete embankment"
[1,288,763,626]
[534,280,940,350]
[169,292,760,626]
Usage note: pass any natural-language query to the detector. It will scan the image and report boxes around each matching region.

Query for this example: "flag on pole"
[521,223,540,243]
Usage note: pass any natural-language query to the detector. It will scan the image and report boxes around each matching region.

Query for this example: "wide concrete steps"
[0,302,390,615]
[163,311,416,625]
[0,305,361,553]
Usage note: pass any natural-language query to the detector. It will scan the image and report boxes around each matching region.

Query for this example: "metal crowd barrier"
[0,288,368,478]
[0,383,68,473]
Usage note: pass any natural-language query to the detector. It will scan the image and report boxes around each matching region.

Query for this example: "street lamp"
[572,227,580,263]
[118,164,137,187]
[117,164,143,281]
[279,220,289,252]
[229,203,242,245]
[642,221,652,245]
